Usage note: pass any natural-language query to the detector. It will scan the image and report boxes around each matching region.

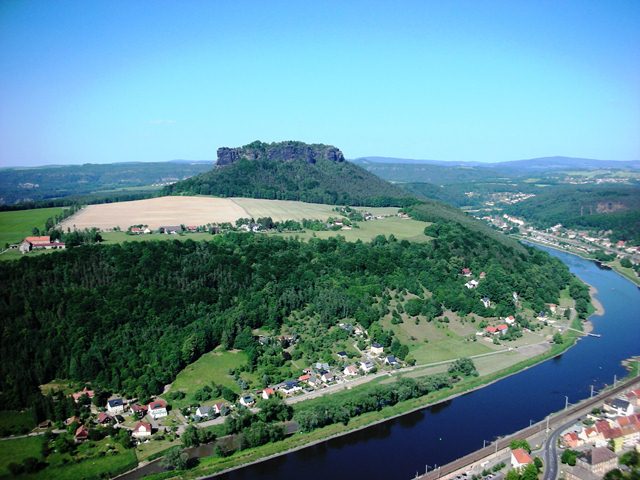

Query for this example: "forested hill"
[503,185,640,243]
[0,226,579,408]
[164,141,415,207]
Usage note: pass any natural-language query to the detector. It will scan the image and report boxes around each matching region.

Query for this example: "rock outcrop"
[216,141,345,167]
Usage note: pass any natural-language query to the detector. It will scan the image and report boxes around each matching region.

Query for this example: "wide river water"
[217,245,640,480]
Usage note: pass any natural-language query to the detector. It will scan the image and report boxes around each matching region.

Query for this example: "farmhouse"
[240,395,255,407]
[19,236,65,254]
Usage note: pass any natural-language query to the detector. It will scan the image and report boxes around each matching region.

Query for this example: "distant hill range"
[165,141,415,207]
[0,161,212,206]
[354,156,640,171]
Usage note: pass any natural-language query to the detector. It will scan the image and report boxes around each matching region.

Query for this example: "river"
[216,245,640,480]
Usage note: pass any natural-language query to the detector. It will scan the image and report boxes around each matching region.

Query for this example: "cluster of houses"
[67,386,167,443]
[560,388,640,479]
[461,268,486,290]
[129,225,201,235]
[479,316,516,338]
[18,235,65,254]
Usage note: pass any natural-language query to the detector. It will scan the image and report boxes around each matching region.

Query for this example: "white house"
[240,395,255,407]
[106,398,125,415]
[360,361,375,373]
[147,399,168,419]
[510,448,533,471]
[465,280,479,289]
[604,398,634,417]
[213,402,227,415]
[196,406,213,418]
[132,421,152,439]
[384,355,398,366]
[370,343,384,356]
[262,388,275,400]
[505,315,516,325]
[343,365,359,376]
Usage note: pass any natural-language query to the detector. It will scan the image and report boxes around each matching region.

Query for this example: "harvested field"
[59,196,390,231]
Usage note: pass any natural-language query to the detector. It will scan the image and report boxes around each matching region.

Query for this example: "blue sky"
[1,0,639,166]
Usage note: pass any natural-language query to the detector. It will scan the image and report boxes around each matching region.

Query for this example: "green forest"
[0,218,577,412]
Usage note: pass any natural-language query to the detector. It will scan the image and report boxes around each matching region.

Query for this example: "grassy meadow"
[0,207,64,246]
[167,349,256,408]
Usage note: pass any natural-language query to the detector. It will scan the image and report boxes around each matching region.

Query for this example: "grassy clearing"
[0,207,64,246]
[0,436,43,476]
[270,216,430,243]
[135,437,181,461]
[608,259,640,286]
[167,350,254,408]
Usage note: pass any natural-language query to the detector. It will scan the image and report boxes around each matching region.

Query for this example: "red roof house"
[75,425,89,441]
[511,448,533,470]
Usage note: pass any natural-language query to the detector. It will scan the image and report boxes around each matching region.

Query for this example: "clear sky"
[1,0,639,166]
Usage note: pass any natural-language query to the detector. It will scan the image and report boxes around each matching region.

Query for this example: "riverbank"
[141,325,588,479]
[138,246,605,480]
[519,236,640,288]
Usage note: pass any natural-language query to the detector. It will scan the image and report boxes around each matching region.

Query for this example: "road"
[542,418,576,480]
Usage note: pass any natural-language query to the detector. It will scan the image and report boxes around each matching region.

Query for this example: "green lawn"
[0,410,35,436]
[0,436,43,476]
[270,216,431,243]
[167,349,255,408]
[0,207,65,246]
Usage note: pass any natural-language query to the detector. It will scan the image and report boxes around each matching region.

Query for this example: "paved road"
[542,418,576,480]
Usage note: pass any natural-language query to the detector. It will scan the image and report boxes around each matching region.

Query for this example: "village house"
[321,372,335,383]
[461,268,472,277]
[505,315,516,325]
[336,351,348,360]
[147,399,168,419]
[130,227,143,234]
[465,279,479,289]
[96,412,112,425]
[240,395,255,407]
[262,387,276,400]
[481,297,491,308]
[132,421,152,439]
[562,431,583,448]
[159,225,182,234]
[19,235,65,254]
[75,425,89,442]
[64,416,80,426]
[384,355,398,366]
[196,405,213,418]
[510,448,533,471]
[213,402,227,416]
[279,380,302,396]
[626,389,640,407]
[548,303,558,314]
[72,387,95,403]
[370,343,384,356]
[576,447,618,476]
[604,398,634,417]
[479,271,486,279]
[298,374,311,383]
[307,374,322,388]
[343,365,359,376]
[106,398,125,415]
[360,360,375,373]
[130,404,148,417]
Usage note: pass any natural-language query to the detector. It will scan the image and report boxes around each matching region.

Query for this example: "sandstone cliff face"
[216,141,345,167]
